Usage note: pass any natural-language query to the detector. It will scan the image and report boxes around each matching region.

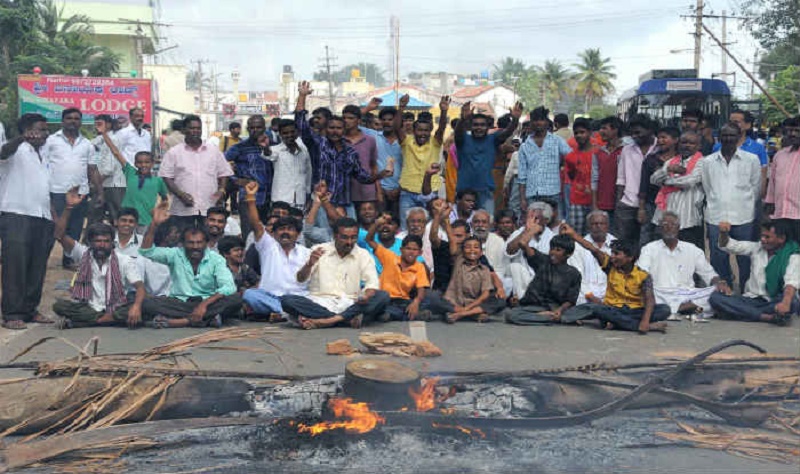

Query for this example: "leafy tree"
[314,63,387,87]
[763,65,799,124]
[574,48,616,113]
[0,0,119,134]
[741,0,800,50]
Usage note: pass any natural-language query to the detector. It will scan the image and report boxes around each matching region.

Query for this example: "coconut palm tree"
[493,57,527,85]
[574,48,616,113]
[536,60,573,110]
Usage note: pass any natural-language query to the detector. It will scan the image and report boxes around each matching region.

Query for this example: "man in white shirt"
[637,212,728,319]
[709,220,799,325]
[505,202,555,298]
[702,122,762,291]
[42,108,104,268]
[114,208,144,258]
[115,107,152,164]
[0,114,55,329]
[89,114,127,225]
[472,209,512,295]
[0,121,6,148]
[53,188,145,328]
[282,217,390,329]
[566,210,615,304]
[263,119,311,209]
[240,182,310,322]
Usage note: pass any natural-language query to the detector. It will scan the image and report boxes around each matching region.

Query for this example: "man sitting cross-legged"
[505,212,585,325]
[561,223,671,334]
[364,213,430,321]
[53,187,146,329]
[637,212,729,320]
[709,220,799,325]
[138,202,242,328]
[281,217,390,329]
[425,236,507,323]
[240,181,310,323]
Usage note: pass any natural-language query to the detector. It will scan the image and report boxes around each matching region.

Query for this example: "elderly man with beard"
[138,202,241,328]
[53,188,146,329]
[505,202,556,298]
[241,182,310,322]
[160,115,232,231]
[282,217,390,329]
[473,209,512,296]
[566,210,616,304]
[637,212,727,320]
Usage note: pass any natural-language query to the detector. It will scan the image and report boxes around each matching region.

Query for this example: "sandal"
[54,317,73,330]
[476,313,490,323]
[268,312,287,324]
[445,313,456,324]
[32,313,54,324]
[2,320,27,330]
[349,314,363,329]
[208,314,223,328]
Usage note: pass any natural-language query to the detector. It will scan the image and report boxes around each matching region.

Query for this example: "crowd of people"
[0,80,797,334]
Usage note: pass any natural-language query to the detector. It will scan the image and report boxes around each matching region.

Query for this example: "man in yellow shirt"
[394,94,449,230]
[561,223,670,333]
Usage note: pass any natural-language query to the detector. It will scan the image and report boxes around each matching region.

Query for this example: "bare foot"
[476,313,490,323]
[349,314,363,329]
[445,313,458,324]
[298,316,322,330]
[604,322,616,330]
[269,312,286,323]
[648,322,668,333]
[32,313,54,324]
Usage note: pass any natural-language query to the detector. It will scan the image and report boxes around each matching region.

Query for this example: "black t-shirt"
[519,251,581,307]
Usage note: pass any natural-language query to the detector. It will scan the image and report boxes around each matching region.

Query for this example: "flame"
[408,377,439,412]
[432,422,486,439]
[296,397,385,436]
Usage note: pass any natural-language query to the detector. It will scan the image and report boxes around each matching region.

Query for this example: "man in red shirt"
[565,118,596,235]
[592,116,624,226]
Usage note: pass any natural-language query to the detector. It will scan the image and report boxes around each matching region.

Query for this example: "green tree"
[536,60,573,109]
[763,65,800,124]
[574,48,616,113]
[492,57,527,85]
[314,63,387,87]
[0,0,119,134]
[741,0,800,50]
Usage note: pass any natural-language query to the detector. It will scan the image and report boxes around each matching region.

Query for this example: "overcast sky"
[98,0,761,99]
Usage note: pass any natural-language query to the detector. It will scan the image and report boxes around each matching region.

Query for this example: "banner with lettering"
[17,74,153,123]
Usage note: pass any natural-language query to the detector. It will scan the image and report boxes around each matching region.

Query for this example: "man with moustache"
[115,107,152,164]
[472,209,511,295]
[138,202,241,328]
[52,188,146,329]
[637,212,727,320]
[204,206,229,251]
[160,115,232,231]
[240,182,310,322]
[282,217,390,330]
[225,114,274,240]
[0,114,56,329]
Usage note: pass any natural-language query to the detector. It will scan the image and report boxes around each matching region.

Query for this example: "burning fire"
[408,377,439,412]
[432,422,486,439]
[297,397,385,436]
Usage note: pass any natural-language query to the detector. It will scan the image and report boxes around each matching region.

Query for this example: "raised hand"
[151,200,170,226]
[439,95,451,112]
[510,101,524,120]
[308,247,326,266]
[718,221,732,233]
[244,180,259,197]
[560,221,578,239]
[460,101,473,120]
[367,97,383,110]
[65,186,86,208]
[525,210,542,235]
[314,180,328,197]
[256,133,269,148]
[298,81,313,96]
[425,162,441,176]
[432,199,446,217]
[399,94,410,108]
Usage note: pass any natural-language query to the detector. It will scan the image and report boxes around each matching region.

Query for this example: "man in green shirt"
[138,201,241,328]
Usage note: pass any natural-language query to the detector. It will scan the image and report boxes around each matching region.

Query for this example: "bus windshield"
[635,93,729,129]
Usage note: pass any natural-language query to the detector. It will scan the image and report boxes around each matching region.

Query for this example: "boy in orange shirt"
[365,214,430,321]
[564,117,595,236]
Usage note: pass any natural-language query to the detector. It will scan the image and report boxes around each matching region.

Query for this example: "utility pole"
[750,50,758,99]
[693,0,703,72]
[318,45,338,111]
[721,10,727,77]
[389,16,400,105]
[134,22,145,77]
[191,59,210,113]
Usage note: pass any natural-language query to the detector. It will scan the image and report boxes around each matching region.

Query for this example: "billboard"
[17,74,153,124]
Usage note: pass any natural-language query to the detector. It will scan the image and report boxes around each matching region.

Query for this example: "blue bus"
[617,70,731,130]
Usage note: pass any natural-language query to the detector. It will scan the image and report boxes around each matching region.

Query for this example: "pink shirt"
[765,147,800,220]
[616,141,657,208]
[158,142,233,216]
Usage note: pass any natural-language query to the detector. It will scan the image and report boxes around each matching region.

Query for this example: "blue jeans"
[476,190,494,215]
[709,293,799,322]
[706,222,754,291]
[242,289,283,315]
[399,191,435,230]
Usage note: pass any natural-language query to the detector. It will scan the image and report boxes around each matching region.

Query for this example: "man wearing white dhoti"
[637,212,729,319]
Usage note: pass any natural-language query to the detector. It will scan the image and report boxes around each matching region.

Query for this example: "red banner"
[18,74,153,124]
